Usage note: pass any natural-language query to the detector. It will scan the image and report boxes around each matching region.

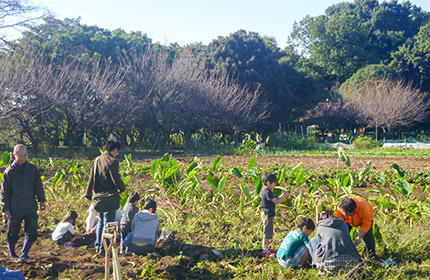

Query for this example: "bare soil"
[190,154,430,171]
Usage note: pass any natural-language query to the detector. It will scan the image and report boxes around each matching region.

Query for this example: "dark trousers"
[55,231,74,245]
[7,214,38,243]
[347,222,376,256]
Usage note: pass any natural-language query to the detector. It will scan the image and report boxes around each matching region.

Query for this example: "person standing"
[1,144,46,263]
[85,140,125,255]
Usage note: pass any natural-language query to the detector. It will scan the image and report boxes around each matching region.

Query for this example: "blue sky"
[34,0,430,48]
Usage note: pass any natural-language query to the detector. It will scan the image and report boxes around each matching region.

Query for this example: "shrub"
[352,136,382,149]
[267,131,317,150]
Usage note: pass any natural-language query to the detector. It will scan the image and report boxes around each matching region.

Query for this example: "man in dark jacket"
[310,210,359,272]
[1,144,46,263]
[85,140,125,255]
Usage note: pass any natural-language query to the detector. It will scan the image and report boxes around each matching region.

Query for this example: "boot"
[19,239,35,263]
[7,241,18,259]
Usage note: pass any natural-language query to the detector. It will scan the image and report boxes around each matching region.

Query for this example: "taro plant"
[151,153,183,193]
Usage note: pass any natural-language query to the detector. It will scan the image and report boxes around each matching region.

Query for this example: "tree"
[0,50,125,147]
[340,64,399,92]
[390,22,430,92]
[202,30,321,128]
[0,0,47,44]
[291,0,429,85]
[340,78,429,139]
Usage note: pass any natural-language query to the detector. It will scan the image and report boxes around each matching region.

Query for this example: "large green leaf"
[165,165,179,178]
[231,167,243,178]
[212,156,223,171]
[247,155,257,170]
[254,177,263,195]
[277,164,286,183]
[206,173,219,190]
[288,163,302,178]
[396,179,413,197]
[294,169,308,186]
[391,163,405,178]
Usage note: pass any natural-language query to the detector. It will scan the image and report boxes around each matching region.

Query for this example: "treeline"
[0,0,429,149]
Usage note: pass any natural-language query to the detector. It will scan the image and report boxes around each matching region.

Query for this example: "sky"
[31,0,430,49]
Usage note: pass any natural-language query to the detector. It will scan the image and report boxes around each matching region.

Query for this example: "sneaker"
[19,256,36,263]
[64,241,74,247]
[262,249,277,258]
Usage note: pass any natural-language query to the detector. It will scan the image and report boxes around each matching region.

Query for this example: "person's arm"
[1,172,11,220]
[355,204,373,245]
[271,191,290,205]
[109,160,125,193]
[33,167,46,210]
[73,232,85,238]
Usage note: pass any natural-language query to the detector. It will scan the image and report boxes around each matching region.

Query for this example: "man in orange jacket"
[335,196,375,256]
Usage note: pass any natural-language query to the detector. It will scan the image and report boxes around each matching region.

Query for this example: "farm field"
[1,152,430,279]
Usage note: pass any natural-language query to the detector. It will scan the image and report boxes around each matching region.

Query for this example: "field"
[1,152,430,279]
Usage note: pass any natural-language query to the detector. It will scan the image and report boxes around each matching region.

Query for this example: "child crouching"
[276,217,315,268]
[52,210,85,246]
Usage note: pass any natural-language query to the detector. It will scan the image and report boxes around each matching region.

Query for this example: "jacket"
[131,210,159,246]
[1,161,45,216]
[335,196,374,233]
[313,217,359,264]
[85,151,125,200]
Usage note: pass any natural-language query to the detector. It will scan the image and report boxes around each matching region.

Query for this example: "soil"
[190,154,430,171]
[0,228,249,279]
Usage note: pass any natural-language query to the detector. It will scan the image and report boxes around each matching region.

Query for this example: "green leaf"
[165,165,179,178]
[120,190,129,208]
[0,151,10,166]
[218,175,228,191]
[391,163,405,178]
[288,163,303,178]
[376,198,395,209]
[206,173,220,190]
[254,177,263,195]
[277,164,286,183]
[231,167,243,178]
[341,173,350,187]
[180,195,188,208]
[161,153,171,162]
[350,227,358,241]
[186,159,199,173]
[294,169,307,186]
[212,156,223,171]
[240,184,252,201]
[396,179,413,197]
[338,148,350,167]
[123,175,131,185]
[243,169,258,178]
[247,155,257,170]
[373,223,384,248]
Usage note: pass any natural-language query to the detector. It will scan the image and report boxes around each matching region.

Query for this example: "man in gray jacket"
[1,144,46,263]
[129,199,159,255]
[310,210,360,272]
